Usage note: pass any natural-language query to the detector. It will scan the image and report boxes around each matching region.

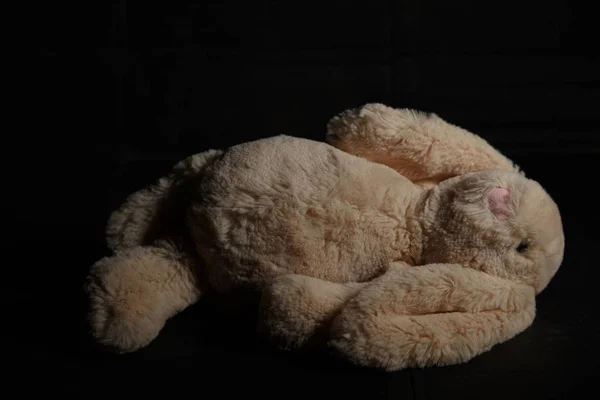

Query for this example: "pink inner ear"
[487,187,511,219]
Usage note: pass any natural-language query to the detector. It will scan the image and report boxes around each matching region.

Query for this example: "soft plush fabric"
[84,104,564,370]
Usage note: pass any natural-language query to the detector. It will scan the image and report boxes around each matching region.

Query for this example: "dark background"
[9,0,599,398]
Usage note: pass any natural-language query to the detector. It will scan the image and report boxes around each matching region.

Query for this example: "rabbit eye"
[516,241,530,253]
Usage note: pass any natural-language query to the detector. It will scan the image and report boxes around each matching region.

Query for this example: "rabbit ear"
[487,187,511,220]
[326,104,521,186]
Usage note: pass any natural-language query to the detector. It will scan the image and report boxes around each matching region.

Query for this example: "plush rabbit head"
[326,103,565,294]
[420,169,565,293]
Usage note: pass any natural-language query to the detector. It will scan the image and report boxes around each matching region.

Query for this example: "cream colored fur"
[84,104,564,370]
[86,239,202,352]
[327,103,521,188]
[105,149,224,251]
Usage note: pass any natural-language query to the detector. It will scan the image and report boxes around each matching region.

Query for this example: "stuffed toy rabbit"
[85,103,564,371]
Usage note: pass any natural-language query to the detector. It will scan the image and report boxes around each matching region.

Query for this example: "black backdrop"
[11,0,599,398]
